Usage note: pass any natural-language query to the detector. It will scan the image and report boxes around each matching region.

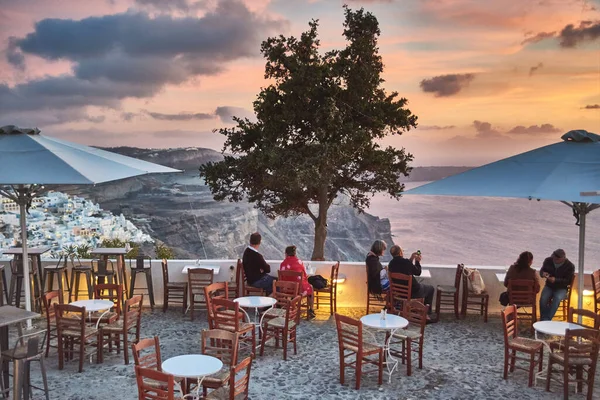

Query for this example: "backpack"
[308,275,328,289]
[463,266,486,294]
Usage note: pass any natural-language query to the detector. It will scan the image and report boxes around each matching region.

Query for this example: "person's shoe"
[308,310,316,320]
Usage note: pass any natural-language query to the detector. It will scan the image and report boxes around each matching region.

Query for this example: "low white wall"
[0,258,593,313]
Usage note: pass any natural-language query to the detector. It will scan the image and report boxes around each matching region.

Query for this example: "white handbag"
[463,265,485,294]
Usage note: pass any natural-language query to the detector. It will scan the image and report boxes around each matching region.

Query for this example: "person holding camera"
[539,249,575,321]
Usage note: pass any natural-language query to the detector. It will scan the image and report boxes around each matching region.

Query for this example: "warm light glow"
[334,274,346,284]
[583,290,594,297]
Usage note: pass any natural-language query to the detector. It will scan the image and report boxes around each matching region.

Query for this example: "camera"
[417,250,421,255]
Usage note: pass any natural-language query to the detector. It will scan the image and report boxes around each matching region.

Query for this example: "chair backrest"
[285,295,302,327]
[92,258,113,274]
[272,281,299,308]
[201,329,239,367]
[55,304,86,336]
[237,259,248,290]
[563,328,600,369]
[329,261,340,292]
[10,258,29,276]
[507,279,536,306]
[11,328,47,360]
[401,299,427,336]
[188,268,214,295]
[279,269,302,283]
[134,254,151,270]
[335,313,364,354]
[226,357,253,400]
[389,272,412,313]
[204,282,229,327]
[161,259,170,285]
[123,295,144,332]
[212,298,243,331]
[501,304,518,345]
[132,336,162,371]
[592,269,600,314]
[135,366,175,400]
[568,307,600,330]
[43,290,61,327]
[94,284,123,316]
[453,263,464,290]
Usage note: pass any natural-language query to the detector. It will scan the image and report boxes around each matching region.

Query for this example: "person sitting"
[504,251,540,298]
[539,249,575,321]
[388,245,435,316]
[279,245,316,319]
[366,239,387,296]
[242,232,275,295]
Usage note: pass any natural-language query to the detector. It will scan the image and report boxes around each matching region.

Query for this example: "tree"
[200,6,417,260]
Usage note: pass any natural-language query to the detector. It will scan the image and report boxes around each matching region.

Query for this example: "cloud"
[2,0,287,115]
[214,106,255,123]
[418,125,456,130]
[529,62,543,76]
[135,0,207,13]
[419,73,475,97]
[582,104,600,109]
[121,112,138,122]
[558,20,600,48]
[473,120,501,138]
[506,124,561,135]
[5,37,25,70]
[0,109,105,127]
[521,31,556,45]
[143,110,214,121]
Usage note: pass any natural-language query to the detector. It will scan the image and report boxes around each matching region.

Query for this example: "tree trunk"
[311,191,329,261]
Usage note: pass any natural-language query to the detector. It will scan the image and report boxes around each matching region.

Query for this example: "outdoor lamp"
[333,273,346,284]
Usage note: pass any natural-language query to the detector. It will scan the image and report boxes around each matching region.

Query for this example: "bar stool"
[129,254,155,308]
[43,256,70,304]
[8,259,42,311]
[0,265,7,306]
[92,258,116,286]
[68,257,94,302]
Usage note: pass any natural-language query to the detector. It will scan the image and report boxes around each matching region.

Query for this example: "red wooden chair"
[205,357,253,400]
[434,264,462,321]
[135,366,176,400]
[314,261,340,315]
[260,295,301,360]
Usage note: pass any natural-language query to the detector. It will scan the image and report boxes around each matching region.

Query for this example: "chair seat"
[89,311,119,325]
[343,341,381,354]
[202,368,230,387]
[314,286,331,293]
[437,285,457,293]
[265,317,296,330]
[391,327,422,340]
[508,337,543,351]
[549,351,594,366]
[72,266,92,271]
[205,386,231,400]
[264,308,286,318]
[166,282,186,289]
[62,326,99,338]
[2,346,30,360]
[218,322,254,333]
[101,319,132,333]
[44,265,67,271]
[466,290,489,297]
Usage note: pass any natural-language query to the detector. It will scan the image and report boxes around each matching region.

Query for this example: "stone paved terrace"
[20,307,600,400]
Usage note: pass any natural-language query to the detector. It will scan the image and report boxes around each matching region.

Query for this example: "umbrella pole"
[577,208,586,321]
[19,200,34,328]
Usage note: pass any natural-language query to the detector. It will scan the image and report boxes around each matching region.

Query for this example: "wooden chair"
[90,283,122,325]
[507,279,537,332]
[161,259,187,313]
[546,328,600,400]
[188,268,214,321]
[554,275,574,321]
[42,291,60,358]
[279,270,310,320]
[591,269,600,316]
[260,295,301,360]
[205,357,253,400]
[204,282,229,329]
[55,304,103,372]
[434,263,462,321]
[387,299,427,376]
[200,329,239,396]
[461,270,489,322]
[264,280,299,320]
[135,366,175,400]
[388,272,414,315]
[228,263,239,299]
[132,336,162,371]
[550,308,600,353]
[100,294,143,365]
[501,305,544,387]
[211,298,256,355]
[238,259,265,297]
[314,261,340,316]
[365,264,389,314]
[334,313,383,390]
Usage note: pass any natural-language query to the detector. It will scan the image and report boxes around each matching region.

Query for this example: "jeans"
[539,286,567,321]
[414,284,435,314]
[250,274,276,295]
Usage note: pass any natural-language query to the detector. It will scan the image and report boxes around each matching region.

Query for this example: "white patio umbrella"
[404,130,600,311]
[0,125,181,312]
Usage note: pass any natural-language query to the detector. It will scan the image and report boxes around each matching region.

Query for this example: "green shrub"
[155,243,174,260]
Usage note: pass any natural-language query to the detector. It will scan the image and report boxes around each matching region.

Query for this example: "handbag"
[499,291,509,306]
[463,266,486,294]
[308,275,328,289]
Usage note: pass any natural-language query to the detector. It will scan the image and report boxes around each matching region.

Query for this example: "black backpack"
[308,275,328,289]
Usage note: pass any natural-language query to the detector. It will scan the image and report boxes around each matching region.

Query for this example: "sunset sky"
[1,0,599,166]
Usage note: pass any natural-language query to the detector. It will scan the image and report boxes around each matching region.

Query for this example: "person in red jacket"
[280,245,316,319]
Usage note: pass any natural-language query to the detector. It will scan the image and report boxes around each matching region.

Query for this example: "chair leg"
[435,291,441,320]
[406,339,412,376]
[545,356,552,391]
[145,270,155,308]
[163,288,168,313]
[484,297,489,323]
[528,352,535,387]
[283,328,288,361]
[510,349,516,372]
[355,356,362,390]
[454,293,459,319]
[378,350,383,386]
[73,273,81,301]
[260,326,267,357]
[85,272,94,300]
[78,338,85,373]
[503,351,509,379]
[339,350,345,385]
[39,358,50,400]
[123,334,129,365]
[563,360,570,399]
[129,271,137,299]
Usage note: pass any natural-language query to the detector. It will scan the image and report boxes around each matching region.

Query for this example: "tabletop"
[91,248,128,255]
[1,247,51,255]
[70,299,115,312]
[182,265,221,274]
[496,273,506,282]
[533,321,584,336]
[420,269,431,279]
[361,313,409,330]
[162,354,223,379]
[0,306,40,327]
[234,296,277,308]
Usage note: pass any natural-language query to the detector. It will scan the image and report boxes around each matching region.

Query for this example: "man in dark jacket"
[388,245,435,314]
[539,248,575,321]
[242,232,275,295]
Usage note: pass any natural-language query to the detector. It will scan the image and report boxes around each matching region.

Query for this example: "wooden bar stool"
[129,255,155,309]
[0,265,7,306]
[43,256,70,303]
[8,259,42,311]
[68,258,94,302]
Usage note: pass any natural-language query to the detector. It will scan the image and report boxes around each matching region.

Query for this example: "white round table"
[70,299,115,328]
[533,321,583,337]
[360,313,409,382]
[162,354,223,399]
[234,296,277,334]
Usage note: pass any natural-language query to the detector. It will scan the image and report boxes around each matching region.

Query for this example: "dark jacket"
[504,264,540,293]
[242,247,270,285]
[366,252,383,294]
[388,255,422,297]
[540,256,575,290]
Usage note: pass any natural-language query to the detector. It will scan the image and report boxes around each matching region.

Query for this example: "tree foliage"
[200,6,418,260]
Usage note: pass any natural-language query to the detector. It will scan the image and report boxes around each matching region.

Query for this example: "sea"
[366,182,600,269]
